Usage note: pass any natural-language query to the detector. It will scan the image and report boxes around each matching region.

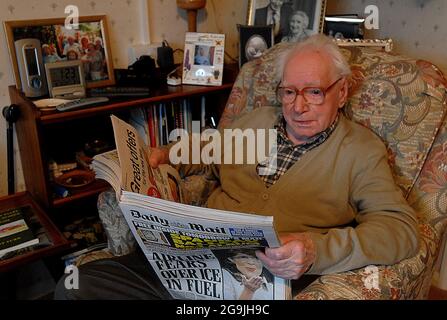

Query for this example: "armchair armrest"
[97,189,136,256]
[295,223,443,300]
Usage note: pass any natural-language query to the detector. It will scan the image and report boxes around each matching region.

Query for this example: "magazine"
[92,115,291,300]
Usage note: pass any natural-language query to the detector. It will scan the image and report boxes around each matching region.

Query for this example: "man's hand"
[148,147,170,168]
[255,233,316,280]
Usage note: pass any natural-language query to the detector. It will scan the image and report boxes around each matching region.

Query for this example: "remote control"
[56,97,110,112]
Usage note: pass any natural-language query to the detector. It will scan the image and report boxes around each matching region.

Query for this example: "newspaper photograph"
[118,198,288,300]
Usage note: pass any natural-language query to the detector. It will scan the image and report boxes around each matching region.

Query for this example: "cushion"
[342,46,447,196]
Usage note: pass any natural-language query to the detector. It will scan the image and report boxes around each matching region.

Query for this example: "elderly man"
[55,35,419,299]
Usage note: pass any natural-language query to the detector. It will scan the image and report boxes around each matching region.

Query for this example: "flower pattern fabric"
[88,44,446,300]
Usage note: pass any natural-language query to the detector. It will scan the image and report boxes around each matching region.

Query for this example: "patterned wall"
[147,0,247,63]
[1,0,445,196]
[0,0,145,195]
[0,0,246,196]
[326,0,447,73]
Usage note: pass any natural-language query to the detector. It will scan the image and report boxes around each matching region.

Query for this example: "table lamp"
[176,0,206,32]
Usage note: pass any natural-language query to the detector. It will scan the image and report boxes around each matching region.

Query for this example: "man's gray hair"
[276,34,351,82]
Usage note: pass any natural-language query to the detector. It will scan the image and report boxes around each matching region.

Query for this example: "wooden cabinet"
[0,192,70,272]
[8,76,234,211]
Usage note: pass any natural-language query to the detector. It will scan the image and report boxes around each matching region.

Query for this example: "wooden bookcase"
[8,75,235,212]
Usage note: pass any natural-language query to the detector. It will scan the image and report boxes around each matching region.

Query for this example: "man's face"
[281,50,347,145]
[270,0,284,11]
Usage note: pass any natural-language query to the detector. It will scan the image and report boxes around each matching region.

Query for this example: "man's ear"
[338,77,349,109]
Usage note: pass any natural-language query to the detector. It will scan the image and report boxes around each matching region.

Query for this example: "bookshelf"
[8,71,235,211]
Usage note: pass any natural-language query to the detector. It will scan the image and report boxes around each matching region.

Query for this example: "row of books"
[130,97,212,148]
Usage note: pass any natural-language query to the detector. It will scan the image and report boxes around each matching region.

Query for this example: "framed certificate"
[182,32,225,86]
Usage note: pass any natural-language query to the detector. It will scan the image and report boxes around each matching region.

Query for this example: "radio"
[14,38,48,98]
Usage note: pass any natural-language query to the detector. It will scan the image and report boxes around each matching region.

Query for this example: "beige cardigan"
[176,107,420,274]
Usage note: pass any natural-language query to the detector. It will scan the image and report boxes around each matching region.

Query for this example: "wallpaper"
[0,0,149,194]
[0,0,246,196]
[147,0,247,64]
[1,0,446,196]
[327,0,447,73]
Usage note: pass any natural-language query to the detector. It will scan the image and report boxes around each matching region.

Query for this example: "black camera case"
[157,40,174,70]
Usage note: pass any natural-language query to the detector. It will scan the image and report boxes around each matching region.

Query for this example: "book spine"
[147,105,156,148]
[154,105,160,147]
[201,96,206,129]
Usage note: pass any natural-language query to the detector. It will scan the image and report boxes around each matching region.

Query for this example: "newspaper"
[92,115,291,300]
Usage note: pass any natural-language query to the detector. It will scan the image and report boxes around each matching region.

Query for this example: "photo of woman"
[238,24,273,67]
[214,248,274,300]
[248,0,326,44]
[281,10,311,43]
[245,35,268,61]
[194,45,213,66]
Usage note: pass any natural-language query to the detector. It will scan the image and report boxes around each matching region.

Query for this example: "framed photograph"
[4,15,115,90]
[247,0,327,44]
[237,24,274,68]
[334,38,394,53]
[324,15,365,39]
[182,32,225,86]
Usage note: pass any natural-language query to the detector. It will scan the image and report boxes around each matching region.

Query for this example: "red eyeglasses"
[276,77,343,105]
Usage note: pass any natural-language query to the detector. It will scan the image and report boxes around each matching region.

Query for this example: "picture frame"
[237,24,274,68]
[4,15,115,90]
[247,0,327,44]
[182,32,225,86]
[324,15,365,39]
[334,38,394,53]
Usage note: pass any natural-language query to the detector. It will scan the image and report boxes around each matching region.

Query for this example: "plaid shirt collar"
[274,113,340,150]
[257,113,340,188]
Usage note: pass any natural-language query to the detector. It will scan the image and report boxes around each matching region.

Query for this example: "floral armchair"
[219,42,447,299]
[83,42,447,299]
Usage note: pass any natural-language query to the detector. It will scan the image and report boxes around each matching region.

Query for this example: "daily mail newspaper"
[92,115,291,300]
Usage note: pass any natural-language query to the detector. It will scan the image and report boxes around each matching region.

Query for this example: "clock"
[44,60,86,99]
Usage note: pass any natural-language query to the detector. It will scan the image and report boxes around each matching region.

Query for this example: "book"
[92,115,291,300]
[0,206,40,258]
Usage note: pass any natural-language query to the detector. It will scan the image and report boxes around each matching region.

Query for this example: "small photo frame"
[182,32,225,86]
[238,24,274,68]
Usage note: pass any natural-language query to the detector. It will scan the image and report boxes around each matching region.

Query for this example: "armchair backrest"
[219,43,447,233]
